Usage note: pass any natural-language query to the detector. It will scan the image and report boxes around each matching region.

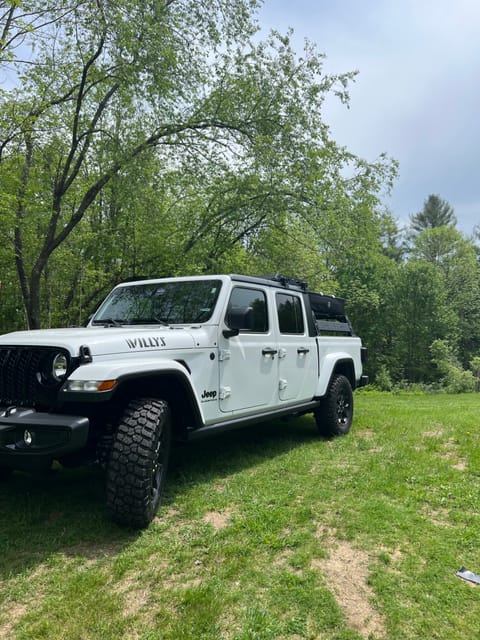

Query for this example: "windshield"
[92,280,222,325]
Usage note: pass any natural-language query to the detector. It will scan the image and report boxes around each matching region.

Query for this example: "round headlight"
[52,352,68,381]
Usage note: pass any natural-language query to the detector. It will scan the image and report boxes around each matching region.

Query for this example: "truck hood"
[0,326,206,356]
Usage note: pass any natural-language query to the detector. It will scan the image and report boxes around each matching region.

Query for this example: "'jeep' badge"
[201,389,217,402]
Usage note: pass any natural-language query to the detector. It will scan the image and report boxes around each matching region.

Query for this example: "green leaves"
[0,0,392,338]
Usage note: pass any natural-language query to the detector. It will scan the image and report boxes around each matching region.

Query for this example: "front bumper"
[0,407,89,470]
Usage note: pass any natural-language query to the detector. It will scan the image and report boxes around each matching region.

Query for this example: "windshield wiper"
[91,318,123,327]
[128,318,170,326]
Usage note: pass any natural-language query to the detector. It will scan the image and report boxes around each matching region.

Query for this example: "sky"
[257,0,480,234]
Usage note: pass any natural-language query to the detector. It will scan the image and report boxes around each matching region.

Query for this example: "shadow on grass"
[168,415,320,491]
[0,465,138,579]
[0,415,320,579]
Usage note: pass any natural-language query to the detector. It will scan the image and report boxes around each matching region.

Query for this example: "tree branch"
[14,133,34,323]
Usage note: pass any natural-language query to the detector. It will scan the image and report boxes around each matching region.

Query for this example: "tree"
[385,261,454,383]
[1,0,265,327]
[378,211,405,262]
[409,194,457,233]
[1,3,396,329]
[430,339,475,393]
[343,253,400,383]
[411,225,461,267]
[411,226,480,369]
[1,1,75,65]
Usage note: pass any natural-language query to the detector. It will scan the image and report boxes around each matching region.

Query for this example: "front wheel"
[106,397,172,528]
[314,374,354,437]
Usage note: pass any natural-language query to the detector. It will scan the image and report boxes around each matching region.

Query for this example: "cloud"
[258,0,480,231]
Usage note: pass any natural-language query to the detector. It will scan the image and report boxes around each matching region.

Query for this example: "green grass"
[1,392,480,639]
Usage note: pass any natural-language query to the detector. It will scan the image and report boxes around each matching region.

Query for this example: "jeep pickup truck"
[0,274,367,527]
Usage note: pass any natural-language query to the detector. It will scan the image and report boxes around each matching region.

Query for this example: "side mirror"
[222,327,240,339]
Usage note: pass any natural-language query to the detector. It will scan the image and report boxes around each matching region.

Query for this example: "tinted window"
[225,287,268,333]
[93,280,222,325]
[276,293,304,334]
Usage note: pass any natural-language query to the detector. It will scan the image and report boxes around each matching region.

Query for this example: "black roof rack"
[260,274,308,291]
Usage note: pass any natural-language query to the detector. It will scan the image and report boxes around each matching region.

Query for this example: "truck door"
[218,285,279,413]
[275,292,318,401]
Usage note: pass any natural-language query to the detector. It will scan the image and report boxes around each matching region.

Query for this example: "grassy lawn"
[1,392,480,639]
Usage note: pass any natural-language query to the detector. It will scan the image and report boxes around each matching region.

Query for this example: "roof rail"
[261,274,308,291]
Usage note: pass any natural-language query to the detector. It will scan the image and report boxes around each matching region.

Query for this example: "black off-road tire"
[106,397,172,528]
[314,374,353,437]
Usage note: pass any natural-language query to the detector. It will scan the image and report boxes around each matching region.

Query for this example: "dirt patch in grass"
[115,576,151,618]
[0,603,28,640]
[64,542,123,562]
[203,510,232,531]
[438,438,468,471]
[423,428,444,438]
[440,452,467,471]
[273,548,304,577]
[368,446,384,454]
[0,563,51,639]
[422,504,452,528]
[356,430,376,439]
[313,527,386,639]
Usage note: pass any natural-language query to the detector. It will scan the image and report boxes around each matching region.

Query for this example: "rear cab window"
[276,293,305,334]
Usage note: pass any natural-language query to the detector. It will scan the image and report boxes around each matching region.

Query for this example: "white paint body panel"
[0,275,365,429]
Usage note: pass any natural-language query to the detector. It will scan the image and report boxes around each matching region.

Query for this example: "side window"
[276,293,305,334]
[225,287,268,333]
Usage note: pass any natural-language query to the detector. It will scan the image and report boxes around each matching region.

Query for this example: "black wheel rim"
[336,392,351,426]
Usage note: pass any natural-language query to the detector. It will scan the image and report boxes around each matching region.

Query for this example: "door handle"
[297,347,310,355]
[262,348,278,358]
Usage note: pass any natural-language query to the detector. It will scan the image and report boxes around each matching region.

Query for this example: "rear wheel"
[314,374,353,437]
[106,397,172,528]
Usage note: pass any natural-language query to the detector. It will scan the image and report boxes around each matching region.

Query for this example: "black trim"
[260,274,308,290]
[315,319,354,335]
[302,293,319,337]
[309,292,345,316]
[0,408,89,468]
[61,367,199,410]
[230,274,305,291]
[0,345,80,408]
[331,358,356,389]
[60,387,118,404]
[187,400,321,440]
[105,369,205,439]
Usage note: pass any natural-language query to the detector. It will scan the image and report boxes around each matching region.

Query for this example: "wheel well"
[111,373,201,440]
[332,359,356,389]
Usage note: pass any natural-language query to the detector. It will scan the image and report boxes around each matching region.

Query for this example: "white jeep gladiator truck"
[0,274,367,527]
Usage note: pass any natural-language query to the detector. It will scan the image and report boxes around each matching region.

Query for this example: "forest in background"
[1,0,480,389]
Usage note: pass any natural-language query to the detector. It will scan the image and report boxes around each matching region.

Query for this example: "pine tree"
[410,194,456,232]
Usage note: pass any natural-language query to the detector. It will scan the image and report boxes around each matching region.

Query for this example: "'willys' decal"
[125,337,166,349]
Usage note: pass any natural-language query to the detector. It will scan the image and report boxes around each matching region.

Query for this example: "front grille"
[0,347,66,407]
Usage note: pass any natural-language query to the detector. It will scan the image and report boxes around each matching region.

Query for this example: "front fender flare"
[60,358,205,425]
